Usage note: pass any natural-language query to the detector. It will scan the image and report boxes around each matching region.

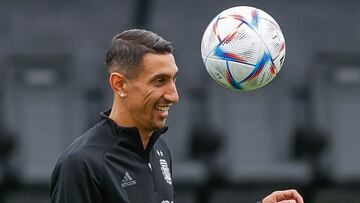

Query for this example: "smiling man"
[50,29,178,203]
[50,29,303,203]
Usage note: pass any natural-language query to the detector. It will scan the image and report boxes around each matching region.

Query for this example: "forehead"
[140,53,178,77]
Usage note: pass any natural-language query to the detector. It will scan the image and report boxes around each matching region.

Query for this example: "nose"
[164,81,179,103]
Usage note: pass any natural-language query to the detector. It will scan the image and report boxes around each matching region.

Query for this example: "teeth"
[156,106,170,112]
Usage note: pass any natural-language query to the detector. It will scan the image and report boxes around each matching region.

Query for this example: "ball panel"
[257,9,281,28]
[215,17,243,41]
[227,60,256,83]
[214,22,262,65]
[204,57,233,89]
[272,50,286,73]
[220,6,259,26]
[259,17,286,62]
[241,52,277,90]
[201,15,222,61]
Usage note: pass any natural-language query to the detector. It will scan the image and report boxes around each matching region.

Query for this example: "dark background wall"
[0,0,360,202]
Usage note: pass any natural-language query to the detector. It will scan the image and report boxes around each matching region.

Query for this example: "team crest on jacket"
[159,159,172,185]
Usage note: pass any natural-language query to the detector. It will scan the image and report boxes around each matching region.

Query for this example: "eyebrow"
[151,71,179,79]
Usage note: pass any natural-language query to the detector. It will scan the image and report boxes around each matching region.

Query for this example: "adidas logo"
[121,171,136,188]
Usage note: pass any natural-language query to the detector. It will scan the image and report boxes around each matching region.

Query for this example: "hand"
[262,189,304,203]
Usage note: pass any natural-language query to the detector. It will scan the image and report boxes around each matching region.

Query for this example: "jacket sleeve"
[50,152,102,203]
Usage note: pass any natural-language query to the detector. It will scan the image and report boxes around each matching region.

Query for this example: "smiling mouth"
[155,105,170,112]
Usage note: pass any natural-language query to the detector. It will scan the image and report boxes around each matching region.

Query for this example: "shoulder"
[153,137,172,161]
[154,137,170,151]
[154,137,172,159]
[53,120,118,176]
[50,119,119,200]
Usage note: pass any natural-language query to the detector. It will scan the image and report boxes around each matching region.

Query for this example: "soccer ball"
[201,6,286,91]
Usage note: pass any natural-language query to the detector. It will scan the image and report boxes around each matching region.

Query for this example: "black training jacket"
[50,110,175,203]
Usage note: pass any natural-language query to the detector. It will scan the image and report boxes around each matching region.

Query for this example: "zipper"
[148,162,152,174]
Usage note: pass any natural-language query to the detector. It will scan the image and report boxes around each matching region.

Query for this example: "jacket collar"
[100,109,168,161]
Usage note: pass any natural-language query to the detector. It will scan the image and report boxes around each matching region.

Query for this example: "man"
[50,29,304,203]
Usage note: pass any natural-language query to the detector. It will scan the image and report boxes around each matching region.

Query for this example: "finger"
[286,190,303,203]
[274,189,304,203]
[278,200,296,203]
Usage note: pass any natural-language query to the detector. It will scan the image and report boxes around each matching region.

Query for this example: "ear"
[109,72,127,95]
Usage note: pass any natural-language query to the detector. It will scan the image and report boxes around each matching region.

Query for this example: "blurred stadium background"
[0,0,360,202]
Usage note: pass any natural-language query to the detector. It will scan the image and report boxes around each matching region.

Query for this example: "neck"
[138,128,153,149]
[109,97,154,149]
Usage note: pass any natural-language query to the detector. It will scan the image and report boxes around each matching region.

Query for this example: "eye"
[153,77,165,86]
[173,76,177,83]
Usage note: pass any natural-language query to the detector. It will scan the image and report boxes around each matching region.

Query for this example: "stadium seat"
[311,52,360,184]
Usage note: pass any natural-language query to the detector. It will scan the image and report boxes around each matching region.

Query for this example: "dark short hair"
[105,29,174,78]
